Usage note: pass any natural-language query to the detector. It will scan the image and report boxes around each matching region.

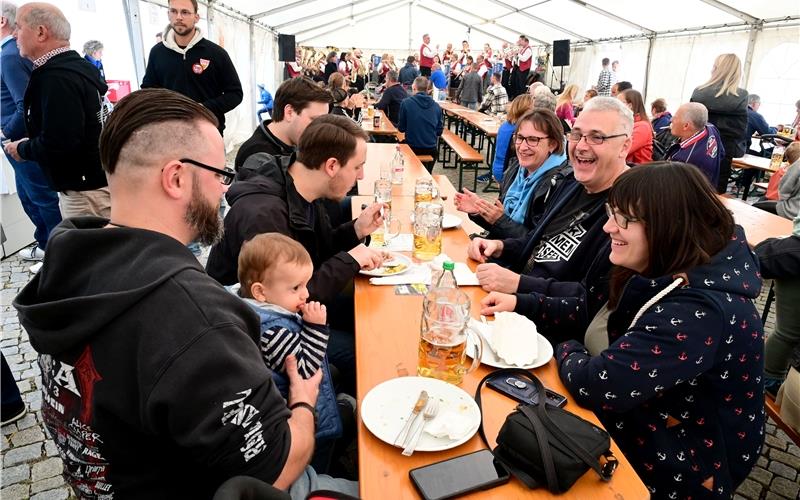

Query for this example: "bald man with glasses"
[467,96,634,344]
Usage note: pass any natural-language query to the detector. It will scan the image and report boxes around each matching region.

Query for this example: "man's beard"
[184,175,224,246]
[171,23,194,37]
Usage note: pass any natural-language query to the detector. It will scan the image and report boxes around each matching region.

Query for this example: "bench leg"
[457,159,463,190]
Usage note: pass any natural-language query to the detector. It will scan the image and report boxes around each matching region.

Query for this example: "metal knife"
[393,390,429,446]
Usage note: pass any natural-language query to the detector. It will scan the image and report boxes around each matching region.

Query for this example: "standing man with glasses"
[142,0,242,136]
[468,97,633,343]
[14,88,359,499]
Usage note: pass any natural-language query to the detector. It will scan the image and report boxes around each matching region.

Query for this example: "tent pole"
[743,21,761,89]
[122,0,147,86]
[408,3,413,54]
[250,20,258,131]
[207,0,216,42]
[297,1,413,45]
[642,34,655,101]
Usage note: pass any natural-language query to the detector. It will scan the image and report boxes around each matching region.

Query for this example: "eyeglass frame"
[513,133,550,148]
[180,158,236,186]
[567,131,628,145]
[604,203,640,229]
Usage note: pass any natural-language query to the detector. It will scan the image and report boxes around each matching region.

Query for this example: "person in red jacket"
[618,89,653,164]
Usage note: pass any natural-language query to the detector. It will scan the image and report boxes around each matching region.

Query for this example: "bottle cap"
[443,261,455,271]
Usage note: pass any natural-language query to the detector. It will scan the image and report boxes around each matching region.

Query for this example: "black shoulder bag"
[475,368,618,493]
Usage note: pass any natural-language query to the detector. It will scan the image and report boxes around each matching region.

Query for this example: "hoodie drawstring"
[628,277,685,330]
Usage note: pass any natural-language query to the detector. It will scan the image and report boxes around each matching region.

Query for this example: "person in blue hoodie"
[397,76,443,173]
[558,162,765,500]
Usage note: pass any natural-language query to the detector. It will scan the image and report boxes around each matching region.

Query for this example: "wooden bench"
[765,393,800,446]
[440,129,486,191]
[753,181,769,192]
[416,155,435,163]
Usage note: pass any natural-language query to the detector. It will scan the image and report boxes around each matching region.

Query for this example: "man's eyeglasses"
[169,8,195,17]
[605,203,640,229]
[513,134,549,147]
[180,158,235,186]
[567,131,628,145]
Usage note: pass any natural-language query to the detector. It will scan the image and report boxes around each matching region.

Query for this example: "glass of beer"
[412,202,443,260]
[418,287,482,385]
[372,179,399,246]
[414,178,439,204]
[367,105,375,119]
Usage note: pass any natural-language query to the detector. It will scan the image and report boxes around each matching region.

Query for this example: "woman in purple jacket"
[558,162,764,499]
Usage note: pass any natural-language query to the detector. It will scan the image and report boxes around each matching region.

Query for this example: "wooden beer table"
[722,196,793,245]
[352,181,649,498]
[731,154,777,200]
[361,112,400,136]
[359,144,433,197]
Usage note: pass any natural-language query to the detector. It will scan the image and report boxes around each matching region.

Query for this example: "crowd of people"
[1,1,799,499]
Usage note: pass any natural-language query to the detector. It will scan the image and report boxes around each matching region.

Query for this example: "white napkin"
[490,312,539,367]
[453,263,479,286]
[424,410,475,440]
[369,264,432,285]
[369,233,413,252]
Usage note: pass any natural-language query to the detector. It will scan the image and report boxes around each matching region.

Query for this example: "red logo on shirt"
[706,135,718,158]
[192,63,203,74]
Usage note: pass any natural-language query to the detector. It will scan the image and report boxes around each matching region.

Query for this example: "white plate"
[466,321,554,369]
[442,213,462,229]
[359,253,412,277]
[360,376,481,452]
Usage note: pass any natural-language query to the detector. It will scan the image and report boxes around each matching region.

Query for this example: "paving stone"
[736,478,763,499]
[757,455,769,468]
[30,475,67,494]
[30,487,70,500]
[2,463,31,485]
[3,442,42,466]
[16,411,38,430]
[769,448,800,469]
[764,493,790,500]
[45,440,60,457]
[768,461,797,481]
[733,495,747,500]
[2,422,18,435]
[765,433,789,451]
[0,484,30,500]
[32,457,64,481]
[748,466,773,486]
[4,353,23,364]
[771,476,800,499]
[2,345,19,355]
[29,398,42,411]
[10,425,45,447]
[765,422,777,434]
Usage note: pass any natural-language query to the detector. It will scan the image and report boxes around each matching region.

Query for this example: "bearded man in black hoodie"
[14,88,359,499]
[4,2,109,218]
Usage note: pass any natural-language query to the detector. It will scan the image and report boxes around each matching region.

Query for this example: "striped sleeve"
[295,322,330,379]
[260,326,302,373]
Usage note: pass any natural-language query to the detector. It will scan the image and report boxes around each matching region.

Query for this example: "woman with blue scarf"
[455,108,569,239]
[83,40,105,82]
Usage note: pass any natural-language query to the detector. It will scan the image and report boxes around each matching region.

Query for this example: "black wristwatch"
[289,401,318,428]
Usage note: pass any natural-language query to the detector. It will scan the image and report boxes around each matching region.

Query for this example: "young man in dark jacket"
[472,97,633,342]
[374,70,407,125]
[14,88,358,499]
[5,2,109,219]
[141,0,242,135]
[207,115,385,301]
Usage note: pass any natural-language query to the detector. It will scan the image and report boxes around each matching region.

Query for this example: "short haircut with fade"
[295,114,368,170]
[238,233,312,299]
[99,88,218,175]
[271,77,332,122]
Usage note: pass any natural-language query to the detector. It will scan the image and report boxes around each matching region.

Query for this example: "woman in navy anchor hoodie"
[558,162,765,500]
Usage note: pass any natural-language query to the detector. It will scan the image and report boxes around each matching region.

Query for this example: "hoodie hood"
[14,218,203,356]
[409,92,435,110]
[624,225,762,304]
[42,50,107,94]
[162,26,204,58]
[226,152,294,206]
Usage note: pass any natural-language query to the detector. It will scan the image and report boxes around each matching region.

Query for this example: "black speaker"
[553,39,570,67]
[278,34,296,62]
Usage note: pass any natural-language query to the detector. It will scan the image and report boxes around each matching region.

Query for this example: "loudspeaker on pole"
[553,39,570,67]
[278,34,296,62]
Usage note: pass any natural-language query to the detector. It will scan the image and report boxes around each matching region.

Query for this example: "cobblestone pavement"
[2,153,799,499]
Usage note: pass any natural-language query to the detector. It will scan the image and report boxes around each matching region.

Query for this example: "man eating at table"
[13,88,358,499]
[471,97,633,342]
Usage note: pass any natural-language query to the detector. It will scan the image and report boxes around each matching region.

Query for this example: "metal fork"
[402,398,440,456]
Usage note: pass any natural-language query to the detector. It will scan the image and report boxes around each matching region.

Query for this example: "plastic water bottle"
[391,146,405,185]
[435,261,457,289]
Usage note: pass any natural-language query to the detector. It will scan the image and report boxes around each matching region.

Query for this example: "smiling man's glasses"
[567,131,628,145]
[180,158,235,186]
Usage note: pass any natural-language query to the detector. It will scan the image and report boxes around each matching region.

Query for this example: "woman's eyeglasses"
[513,134,549,147]
[605,203,640,229]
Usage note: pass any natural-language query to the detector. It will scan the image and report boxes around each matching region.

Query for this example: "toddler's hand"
[300,301,327,325]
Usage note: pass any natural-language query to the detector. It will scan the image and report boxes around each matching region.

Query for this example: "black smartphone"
[486,373,568,408]
[409,449,511,500]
